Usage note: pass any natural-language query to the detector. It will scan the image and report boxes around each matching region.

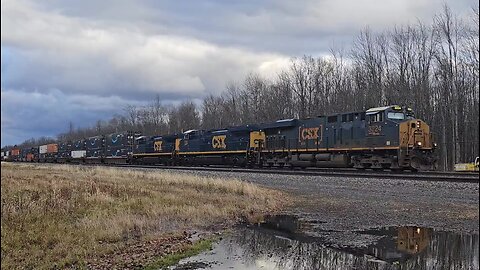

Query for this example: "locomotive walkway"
[111,164,479,183]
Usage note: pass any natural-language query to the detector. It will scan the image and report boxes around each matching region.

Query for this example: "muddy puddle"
[171,215,479,270]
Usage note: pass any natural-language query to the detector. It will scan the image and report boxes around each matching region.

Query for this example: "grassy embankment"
[1,163,288,269]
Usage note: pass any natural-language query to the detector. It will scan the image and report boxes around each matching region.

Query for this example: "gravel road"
[163,169,479,236]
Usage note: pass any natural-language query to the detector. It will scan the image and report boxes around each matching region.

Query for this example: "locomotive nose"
[413,121,425,148]
[415,120,434,149]
[398,118,437,171]
[400,119,434,149]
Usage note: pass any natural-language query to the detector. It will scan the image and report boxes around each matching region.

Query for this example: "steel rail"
[105,164,479,183]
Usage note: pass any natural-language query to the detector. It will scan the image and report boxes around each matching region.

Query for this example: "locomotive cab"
[366,106,435,149]
[365,105,436,171]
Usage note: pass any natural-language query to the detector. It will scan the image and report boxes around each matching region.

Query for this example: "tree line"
[5,6,479,170]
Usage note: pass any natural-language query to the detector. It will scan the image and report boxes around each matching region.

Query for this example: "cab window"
[406,112,415,119]
[387,112,405,120]
[327,115,338,123]
[369,112,384,123]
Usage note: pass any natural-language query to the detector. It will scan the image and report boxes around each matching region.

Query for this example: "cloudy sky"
[1,0,475,146]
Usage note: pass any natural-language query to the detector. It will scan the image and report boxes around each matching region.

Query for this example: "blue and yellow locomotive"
[259,105,436,171]
[133,125,264,166]
[132,105,436,171]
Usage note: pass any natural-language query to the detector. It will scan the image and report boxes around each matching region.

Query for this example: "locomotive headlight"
[416,141,422,147]
[433,143,437,148]
[416,121,421,128]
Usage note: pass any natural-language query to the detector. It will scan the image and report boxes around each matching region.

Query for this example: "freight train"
[1,105,437,171]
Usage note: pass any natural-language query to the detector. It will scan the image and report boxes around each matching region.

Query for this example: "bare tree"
[10,4,478,171]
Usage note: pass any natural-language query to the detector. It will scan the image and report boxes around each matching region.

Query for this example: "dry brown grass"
[1,162,288,269]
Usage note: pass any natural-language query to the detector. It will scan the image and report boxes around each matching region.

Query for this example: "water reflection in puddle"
[172,216,479,270]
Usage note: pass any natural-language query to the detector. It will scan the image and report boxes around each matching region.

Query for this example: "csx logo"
[299,127,321,141]
[154,141,163,151]
[212,135,227,149]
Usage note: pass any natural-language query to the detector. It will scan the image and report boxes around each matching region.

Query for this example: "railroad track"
[107,164,479,183]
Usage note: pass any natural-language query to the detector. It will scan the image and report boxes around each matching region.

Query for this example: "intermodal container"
[30,147,39,161]
[105,132,135,157]
[72,139,86,151]
[26,153,34,162]
[3,151,10,160]
[86,136,105,157]
[58,142,71,158]
[21,148,30,161]
[11,149,20,156]
[47,144,58,153]
[71,150,86,158]
[39,145,48,154]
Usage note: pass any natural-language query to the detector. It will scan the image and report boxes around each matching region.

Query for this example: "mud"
[165,169,479,234]
[172,215,479,270]
[125,168,479,269]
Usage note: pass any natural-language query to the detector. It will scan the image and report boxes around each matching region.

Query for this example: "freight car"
[9,148,20,162]
[39,144,58,163]
[57,141,72,163]
[86,135,104,163]
[58,132,137,164]
[23,147,38,162]
[70,138,87,163]
[104,132,136,163]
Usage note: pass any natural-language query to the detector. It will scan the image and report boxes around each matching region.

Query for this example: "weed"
[1,163,288,269]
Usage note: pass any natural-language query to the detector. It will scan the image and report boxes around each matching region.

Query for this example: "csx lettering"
[300,127,320,141]
[212,135,227,149]
[154,141,163,151]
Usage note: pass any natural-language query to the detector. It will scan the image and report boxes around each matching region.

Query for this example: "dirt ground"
[166,169,479,238]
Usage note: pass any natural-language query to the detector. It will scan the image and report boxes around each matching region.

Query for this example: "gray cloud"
[33,0,473,54]
[1,0,290,97]
[0,88,146,146]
